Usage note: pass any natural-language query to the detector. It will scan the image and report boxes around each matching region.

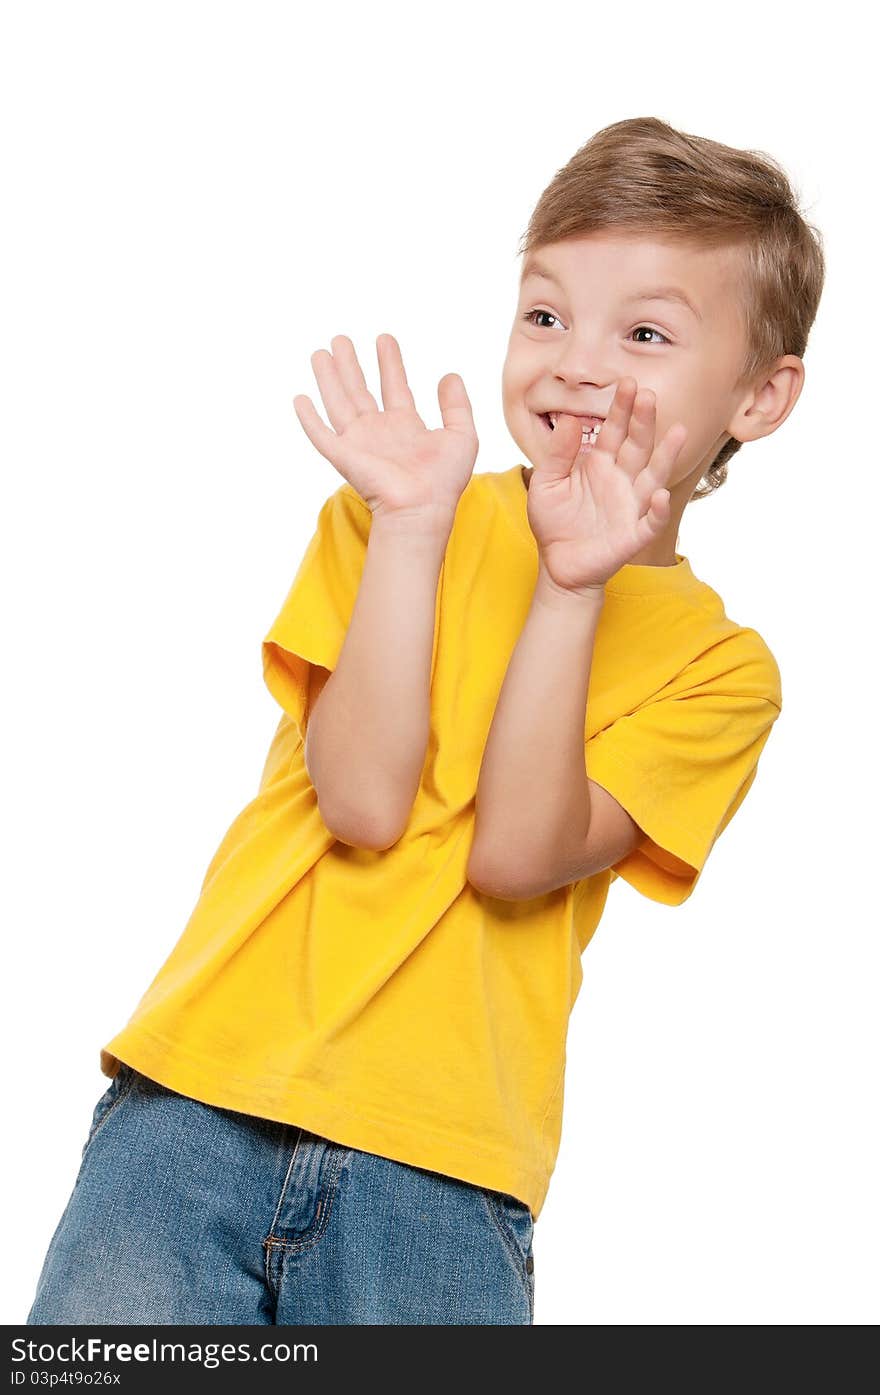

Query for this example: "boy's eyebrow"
[521,258,703,322]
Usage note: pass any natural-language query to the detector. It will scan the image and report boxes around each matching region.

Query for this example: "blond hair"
[518,116,826,499]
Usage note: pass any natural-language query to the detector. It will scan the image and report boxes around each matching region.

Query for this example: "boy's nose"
[547,349,617,392]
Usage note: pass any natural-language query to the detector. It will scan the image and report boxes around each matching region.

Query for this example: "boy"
[27,116,824,1326]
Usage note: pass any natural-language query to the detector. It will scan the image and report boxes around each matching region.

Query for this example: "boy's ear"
[732,353,805,444]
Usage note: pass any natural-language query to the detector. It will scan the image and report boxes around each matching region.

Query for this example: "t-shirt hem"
[100,1028,550,1221]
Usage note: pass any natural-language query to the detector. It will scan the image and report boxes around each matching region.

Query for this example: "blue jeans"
[26,1064,535,1325]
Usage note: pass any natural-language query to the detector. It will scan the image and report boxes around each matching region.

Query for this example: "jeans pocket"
[79,1063,137,1167]
[478,1187,535,1315]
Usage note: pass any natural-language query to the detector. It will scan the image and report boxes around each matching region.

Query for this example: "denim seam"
[477,1189,533,1318]
[263,1126,305,1293]
[263,1145,351,1260]
[76,1065,138,1180]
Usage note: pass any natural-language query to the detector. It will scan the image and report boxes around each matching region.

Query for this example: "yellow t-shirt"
[100,464,782,1220]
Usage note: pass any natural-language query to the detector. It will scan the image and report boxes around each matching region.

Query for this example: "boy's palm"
[528,379,688,593]
[293,333,478,525]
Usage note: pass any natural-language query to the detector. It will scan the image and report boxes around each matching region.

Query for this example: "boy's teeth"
[546,412,602,437]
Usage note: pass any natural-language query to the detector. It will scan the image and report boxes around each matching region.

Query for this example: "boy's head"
[502,116,825,548]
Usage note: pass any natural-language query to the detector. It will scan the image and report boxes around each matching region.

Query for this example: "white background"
[3,0,876,1326]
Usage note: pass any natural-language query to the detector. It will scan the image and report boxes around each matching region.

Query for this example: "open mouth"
[538,412,605,447]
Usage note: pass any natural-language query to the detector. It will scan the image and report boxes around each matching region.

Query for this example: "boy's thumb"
[437,373,475,434]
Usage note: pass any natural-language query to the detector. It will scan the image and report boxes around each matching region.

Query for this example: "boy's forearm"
[467,565,605,892]
[305,514,451,849]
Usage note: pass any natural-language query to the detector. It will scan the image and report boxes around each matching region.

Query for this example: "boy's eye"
[522,308,562,330]
[630,325,669,345]
[520,309,670,345]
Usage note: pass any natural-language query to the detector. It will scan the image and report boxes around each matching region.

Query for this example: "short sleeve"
[585,651,782,907]
[261,483,372,742]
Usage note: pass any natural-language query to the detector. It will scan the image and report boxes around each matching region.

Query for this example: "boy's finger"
[652,423,688,482]
[311,346,359,433]
[376,333,418,413]
[612,387,658,481]
[329,334,380,415]
[633,423,687,512]
[437,373,477,436]
[639,489,671,540]
[292,394,344,467]
[591,377,638,464]
[537,413,586,483]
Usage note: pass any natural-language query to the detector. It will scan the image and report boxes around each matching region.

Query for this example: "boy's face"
[502,231,785,527]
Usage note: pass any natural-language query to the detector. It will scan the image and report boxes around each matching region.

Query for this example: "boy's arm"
[305,513,450,851]
[466,565,646,900]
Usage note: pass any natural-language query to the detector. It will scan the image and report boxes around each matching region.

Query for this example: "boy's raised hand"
[527,378,689,595]
[293,333,478,529]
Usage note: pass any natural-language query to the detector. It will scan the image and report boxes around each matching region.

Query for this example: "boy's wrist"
[534,561,606,614]
[368,509,455,559]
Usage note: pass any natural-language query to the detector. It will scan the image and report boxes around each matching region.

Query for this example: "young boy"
[27,116,825,1326]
